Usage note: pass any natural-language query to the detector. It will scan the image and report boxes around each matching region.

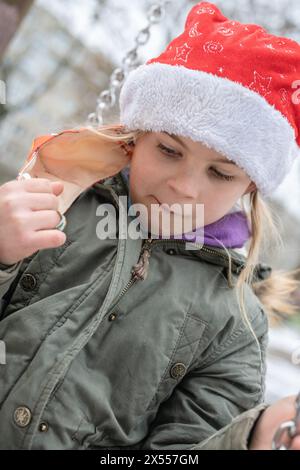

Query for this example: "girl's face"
[128,131,256,236]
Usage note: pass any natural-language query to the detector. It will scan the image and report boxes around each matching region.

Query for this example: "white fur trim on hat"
[119,62,299,196]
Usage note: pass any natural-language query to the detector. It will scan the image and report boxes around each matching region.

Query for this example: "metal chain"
[87,0,172,126]
[272,390,300,450]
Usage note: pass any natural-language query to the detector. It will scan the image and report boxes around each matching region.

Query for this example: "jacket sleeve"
[136,307,269,450]
[0,261,23,299]
[190,403,269,450]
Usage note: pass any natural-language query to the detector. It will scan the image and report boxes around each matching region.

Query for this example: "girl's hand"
[249,395,300,450]
[0,178,66,266]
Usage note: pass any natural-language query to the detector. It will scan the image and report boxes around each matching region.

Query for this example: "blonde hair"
[81,122,300,336]
[235,191,300,326]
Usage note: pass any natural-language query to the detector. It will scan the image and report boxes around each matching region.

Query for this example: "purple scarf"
[121,168,251,249]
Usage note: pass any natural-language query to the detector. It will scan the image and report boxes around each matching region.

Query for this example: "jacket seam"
[196,312,267,405]
[47,256,115,335]
[5,239,73,311]
[136,299,204,418]
[200,306,265,367]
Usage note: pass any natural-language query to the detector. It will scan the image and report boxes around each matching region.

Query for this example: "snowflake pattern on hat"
[189,22,203,37]
[196,5,215,15]
[174,43,193,62]
[217,26,235,36]
[248,71,273,97]
[203,40,223,54]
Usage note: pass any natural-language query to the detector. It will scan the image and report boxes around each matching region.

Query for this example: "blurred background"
[0,0,299,403]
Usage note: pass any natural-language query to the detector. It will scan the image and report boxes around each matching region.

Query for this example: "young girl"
[0,1,300,450]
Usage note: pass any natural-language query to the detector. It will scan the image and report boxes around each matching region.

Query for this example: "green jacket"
[0,171,271,450]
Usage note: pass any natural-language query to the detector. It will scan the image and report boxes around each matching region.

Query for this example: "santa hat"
[119,1,300,196]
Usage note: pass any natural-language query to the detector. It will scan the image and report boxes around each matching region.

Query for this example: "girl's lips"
[152,196,183,215]
[152,195,161,206]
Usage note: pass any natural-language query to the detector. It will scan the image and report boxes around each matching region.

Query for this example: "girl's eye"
[210,168,234,181]
[158,143,234,181]
[157,143,182,158]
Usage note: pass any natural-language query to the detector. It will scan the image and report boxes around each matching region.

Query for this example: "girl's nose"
[166,171,200,201]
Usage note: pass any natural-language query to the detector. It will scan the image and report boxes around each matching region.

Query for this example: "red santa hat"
[119,1,300,196]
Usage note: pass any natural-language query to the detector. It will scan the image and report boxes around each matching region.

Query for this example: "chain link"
[272,390,300,450]
[87,1,172,126]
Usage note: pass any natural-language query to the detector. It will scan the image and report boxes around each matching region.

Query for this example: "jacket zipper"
[106,238,153,313]
[108,237,243,312]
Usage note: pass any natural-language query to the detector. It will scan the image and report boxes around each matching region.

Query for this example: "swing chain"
[87,1,171,126]
[272,390,300,450]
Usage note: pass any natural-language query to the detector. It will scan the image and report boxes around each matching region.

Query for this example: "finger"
[26,193,60,212]
[31,229,67,251]
[30,210,62,231]
[50,181,64,196]
[20,178,55,194]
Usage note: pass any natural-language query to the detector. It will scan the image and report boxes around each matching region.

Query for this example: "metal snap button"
[108,312,117,321]
[14,406,32,428]
[166,249,176,255]
[39,422,49,433]
[20,273,37,291]
[170,362,187,379]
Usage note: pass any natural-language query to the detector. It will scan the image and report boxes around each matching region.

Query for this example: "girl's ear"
[243,181,257,195]
[118,142,135,158]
